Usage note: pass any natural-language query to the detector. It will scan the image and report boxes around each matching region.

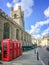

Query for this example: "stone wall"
[0,9,32,46]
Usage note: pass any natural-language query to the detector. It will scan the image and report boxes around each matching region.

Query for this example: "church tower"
[10,6,24,29]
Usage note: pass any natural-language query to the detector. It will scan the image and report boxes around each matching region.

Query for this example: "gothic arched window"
[16,29,19,40]
[14,14,16,18]
[21,32,23,40]
[3,23,10,39]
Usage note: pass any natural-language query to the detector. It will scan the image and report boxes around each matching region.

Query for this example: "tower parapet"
[10,6,24,29]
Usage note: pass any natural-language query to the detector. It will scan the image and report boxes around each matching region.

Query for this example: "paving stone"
[2,50,44,65]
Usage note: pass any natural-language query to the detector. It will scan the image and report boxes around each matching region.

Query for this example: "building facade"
[32,38,40,46]
[32,36,49,47]
[40,36,49,46]
[0,6,32,47]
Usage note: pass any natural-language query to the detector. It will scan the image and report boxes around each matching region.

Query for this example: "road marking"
[39,57,46,65]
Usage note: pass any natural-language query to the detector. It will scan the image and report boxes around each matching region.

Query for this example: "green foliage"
[32,44,37,48]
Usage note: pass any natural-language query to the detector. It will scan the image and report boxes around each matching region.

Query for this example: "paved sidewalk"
[1,50,44,65]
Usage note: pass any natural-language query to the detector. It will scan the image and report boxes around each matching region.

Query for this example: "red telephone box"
[2,39,12,61]
[15,40,19,57]
[12,40,15,59]
[14,41,16,58]
[19,41,22,56]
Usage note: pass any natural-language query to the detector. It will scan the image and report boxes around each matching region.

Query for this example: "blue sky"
[0,0,49,39]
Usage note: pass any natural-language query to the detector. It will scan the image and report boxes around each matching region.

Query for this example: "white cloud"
[44,7,49,18]
[7,0,34,17]
[14,3,21,10]
[35,19,49,28]
[30,19,49,34]
[29,19,49,39]
[42,27,49,36]
[21,0,34,17]
[6,1,49,39]
[7,2,12,8]
[28,6,49,39]
[32,34,41,39]
[30,25,40,34]
[12,0,19,3]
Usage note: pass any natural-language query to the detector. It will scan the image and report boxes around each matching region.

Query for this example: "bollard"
[0,61,3,65]
[48,61,49,65]
[37,52,39,60]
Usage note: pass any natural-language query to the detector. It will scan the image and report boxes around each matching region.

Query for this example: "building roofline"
[0,9,31,36]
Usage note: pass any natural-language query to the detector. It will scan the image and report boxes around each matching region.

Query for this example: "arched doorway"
[3,23,10,39]
[16,29,19,40]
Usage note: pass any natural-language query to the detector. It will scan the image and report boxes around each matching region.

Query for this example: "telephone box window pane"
[10,42,12,58]
[3,44,7,58]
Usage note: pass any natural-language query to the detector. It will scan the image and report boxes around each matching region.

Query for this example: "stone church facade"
[0,6,32,46]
